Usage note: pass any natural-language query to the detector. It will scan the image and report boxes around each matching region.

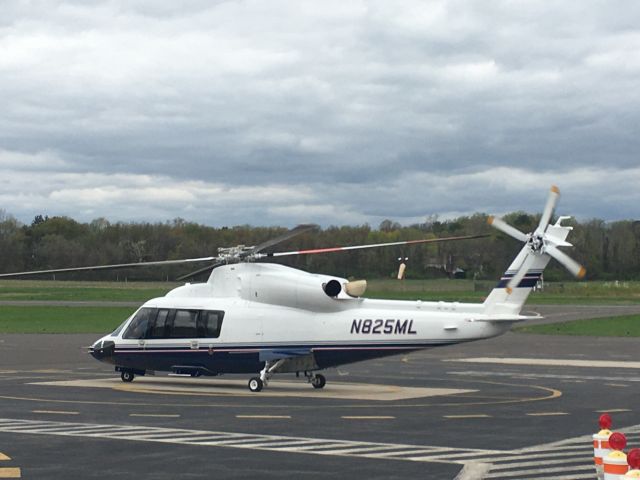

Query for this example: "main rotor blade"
[265,234,489,258]
[248,224,319,256]
[487,216,529,243]
[537,185,560,232]
[176,261,224,282]
[546,244,586,279]
[0,257,217,278]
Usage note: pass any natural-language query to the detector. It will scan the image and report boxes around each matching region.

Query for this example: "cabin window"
[170,309,199,338]
[136,308,225,339]
[123,308,154,339]
[150,309,170,338]
[198,310,224,338]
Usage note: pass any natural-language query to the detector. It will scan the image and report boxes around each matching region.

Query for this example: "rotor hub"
[527,233,545,254]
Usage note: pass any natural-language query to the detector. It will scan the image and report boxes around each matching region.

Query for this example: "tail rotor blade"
[506,253,536,294]
[546,244,586,279]
[488,216,528,243]
[538,185,560,231]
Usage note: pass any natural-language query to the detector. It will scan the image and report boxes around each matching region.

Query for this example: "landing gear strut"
[247,359,286,392]
[306,372,326,389]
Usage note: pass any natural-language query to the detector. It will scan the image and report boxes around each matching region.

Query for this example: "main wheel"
[311,373,326,389]
[248,377,263,392]
[121,371,135,383]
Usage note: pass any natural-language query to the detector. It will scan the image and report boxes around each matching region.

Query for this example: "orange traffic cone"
[594,413,613,480]
[604,432,629,480]
[624,449,640,478]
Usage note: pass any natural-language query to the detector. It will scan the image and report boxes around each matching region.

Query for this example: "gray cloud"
[0,0,638,226]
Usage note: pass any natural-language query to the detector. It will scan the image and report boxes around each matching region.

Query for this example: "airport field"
[0,278,638,334]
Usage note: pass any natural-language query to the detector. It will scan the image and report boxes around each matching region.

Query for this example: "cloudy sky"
[1,0,639,227]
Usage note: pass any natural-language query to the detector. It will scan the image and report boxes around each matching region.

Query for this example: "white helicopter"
[0,186,584,392]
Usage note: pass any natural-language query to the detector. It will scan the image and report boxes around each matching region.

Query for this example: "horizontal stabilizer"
[468,313,542,323]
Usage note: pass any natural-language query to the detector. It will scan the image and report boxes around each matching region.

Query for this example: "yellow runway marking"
[341,416,395,420]
[443,414,491,419]
[34,377,474,401]
[526,412,569,416]
[32,410,79,415]
[0,468,20,478]
[236,415,291,419]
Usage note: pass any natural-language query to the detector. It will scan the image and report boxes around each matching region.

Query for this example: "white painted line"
[490,457,592,470]
[31,410,79,415]
[454,462,492,480]
[447,357,640,369]
[484,464,593,478]
[597,409,632,413]
[341,416,395,420]
[525,475,598,480]
[604,383,629,388]
[129,414,181,418]
[493,450,595,461]
[284,443,362,452]
[526,412,569,417]
[235,415,291,419]
[314,445,421,456]
[444,414,492,419]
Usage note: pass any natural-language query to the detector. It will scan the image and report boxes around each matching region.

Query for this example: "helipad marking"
[447,357,640,369]
[30,377,475,401]
[0,468,20,478]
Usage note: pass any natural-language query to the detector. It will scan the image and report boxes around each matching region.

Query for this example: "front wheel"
[311,374,326,389]
[248,377,263,392]
[121,371,135,383]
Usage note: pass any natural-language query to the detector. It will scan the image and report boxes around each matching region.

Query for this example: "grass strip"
[515,314,640,337]
[0,306,136,333]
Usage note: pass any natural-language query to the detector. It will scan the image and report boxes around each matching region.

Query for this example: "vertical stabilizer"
[483,246,550,315]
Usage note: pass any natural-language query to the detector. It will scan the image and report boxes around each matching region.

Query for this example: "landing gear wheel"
[248,377,263,392]
[311,374,326,389]
[121,371,135,383]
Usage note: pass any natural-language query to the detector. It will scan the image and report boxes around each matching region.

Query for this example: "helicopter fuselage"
[89,263,511,379]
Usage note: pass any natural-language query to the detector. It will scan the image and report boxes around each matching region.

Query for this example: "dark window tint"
[123,308,154,339]
[150,309,170,338]
[170,310,198,338]
[198,310,224,338]
[136,309,225,339]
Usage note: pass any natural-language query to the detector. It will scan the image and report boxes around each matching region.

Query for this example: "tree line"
[0,210,638,281]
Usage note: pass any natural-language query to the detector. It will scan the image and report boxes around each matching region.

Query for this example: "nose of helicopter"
[89,338,116,363]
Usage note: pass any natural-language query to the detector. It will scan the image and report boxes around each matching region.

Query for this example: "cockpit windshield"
[110,315,132,337]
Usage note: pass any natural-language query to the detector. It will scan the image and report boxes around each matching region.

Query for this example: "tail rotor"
[488,185,585,295]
